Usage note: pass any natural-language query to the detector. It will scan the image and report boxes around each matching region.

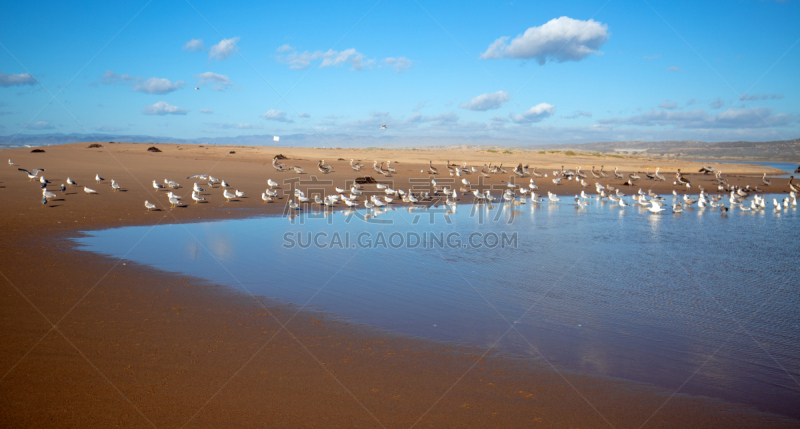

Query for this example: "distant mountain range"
[2,132,798,161]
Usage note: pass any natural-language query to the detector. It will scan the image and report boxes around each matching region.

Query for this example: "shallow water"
[698,160,799,177]
[75,196,800,418]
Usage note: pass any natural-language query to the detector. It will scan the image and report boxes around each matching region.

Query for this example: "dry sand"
[1,142,797,428]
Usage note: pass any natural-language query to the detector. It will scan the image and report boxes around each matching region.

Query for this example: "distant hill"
[531,138,800,162]
[2,133,798,162]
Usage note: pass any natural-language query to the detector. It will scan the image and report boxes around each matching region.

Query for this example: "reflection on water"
[74,196,800,418]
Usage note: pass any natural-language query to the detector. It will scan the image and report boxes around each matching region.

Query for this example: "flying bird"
[18,168,44,180]
[380,125,387,130]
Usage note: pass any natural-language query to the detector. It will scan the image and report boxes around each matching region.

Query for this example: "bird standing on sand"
[192,192,205,203]
[169,195,180,208]
[111,179,121,191]
[95,174,103,183]
[84,186,97,194]
[267,179,278,188]
[9,159,14,165]
[223,189,235,201]
[145,200,156,211]
[67,177,77,187]
[153,180,164,191]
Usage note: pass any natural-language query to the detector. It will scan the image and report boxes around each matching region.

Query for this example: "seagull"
[194,87,200,90]
[165,178,180,188]
[193,183,205,193]
[289,200,300,210]
[223,189,236,201]
[192,192,205,203]
[40,176,47,184]
[42,188,57,199]
[84,186,97,194]
[169,195,181,208]
[41,196,47,206]
[67,177,77,186]
[221,180,230,188]
[461,178,471,186]
[145,200,156,211]
[261,192,273,203]
[267,179,278,188]
[18,168,45,180]
[187,174,208,180]
[111,179,121,191]
[235,189,245,198]
[648,200,665,214]
[380,125,387,129]
[60,183,66,192]
[95,174,103,183]
[153,180,165,190]
[8,159,13,165]
[292,166,305,174]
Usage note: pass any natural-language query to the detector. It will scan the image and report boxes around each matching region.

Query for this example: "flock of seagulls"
[9,156,798,217]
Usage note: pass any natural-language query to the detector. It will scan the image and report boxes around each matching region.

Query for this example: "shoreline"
[2,142,799,427]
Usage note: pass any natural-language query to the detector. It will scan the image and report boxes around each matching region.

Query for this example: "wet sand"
[1,142,798,428]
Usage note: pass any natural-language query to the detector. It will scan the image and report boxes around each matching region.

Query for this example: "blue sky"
[1,0,798,145]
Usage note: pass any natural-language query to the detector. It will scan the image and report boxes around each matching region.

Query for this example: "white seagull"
[145,200,157,211]
[95,174,103,183]
[223,189,236,201]
[84,186,97,194]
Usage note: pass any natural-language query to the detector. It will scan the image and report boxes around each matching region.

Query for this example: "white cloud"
[481,17,609,64]
[142,101,188,115]
[298,112,310,118]
[564,110,592,119]
[666,66,682,72]
[95,70,135,86]
[384,57,412,73]
[598,107,793,129]
[209,37,240,61]
[194,72,233,91]
[183,39,205,52]
[94,125,127,132]
[0,72,37,87]
[659,100,678,109]
[206,122,262,129]
[133,77,185,94]
[199,109,214,114]
[644,55,661,61]
[459,91,510,111]
[278,47,374,70]
[276,44,293,53]
[406,112,458,125]
[27,121,55,130]
[412,100,429,112]
[260,109,293,123]
[510,103,556,123]
[739,93,784,101]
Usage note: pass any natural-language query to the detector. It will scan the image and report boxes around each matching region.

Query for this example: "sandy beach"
[1,142,798,428]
